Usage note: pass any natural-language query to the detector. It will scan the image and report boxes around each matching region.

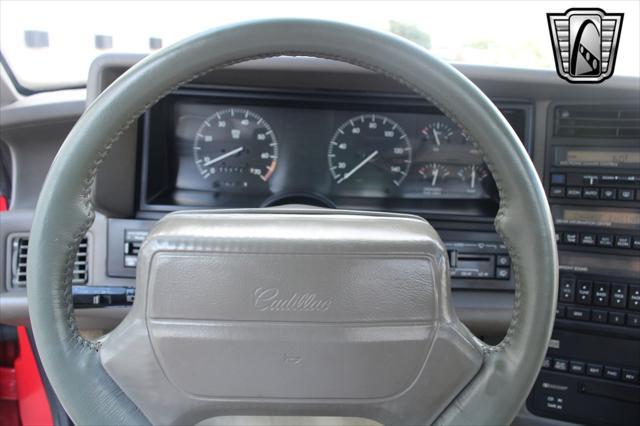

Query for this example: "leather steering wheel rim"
[27,19,557,425]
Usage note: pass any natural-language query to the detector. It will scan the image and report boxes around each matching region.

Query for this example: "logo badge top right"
[548,8,624,84]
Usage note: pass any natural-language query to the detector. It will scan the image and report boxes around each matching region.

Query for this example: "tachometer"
[193,108,277,190]
[328,114,411,188]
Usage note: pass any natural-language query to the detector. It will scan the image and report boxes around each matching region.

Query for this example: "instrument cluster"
[141,91,529,213]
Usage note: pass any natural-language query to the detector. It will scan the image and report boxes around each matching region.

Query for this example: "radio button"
[618,189,635,201]
[567,307,589,321]
[591,310,608,323]
[615,236,632,248]
[601,188,617,200]
[569,361,585,374]
[564,232,579,244]
[611,284,627,308]
[627,314,640,328]
[580,233,596,246]
[629,286,640,310]
[560,278,576,302]
[576,280,592,304]
[608,311,625,325]
[582,188,599,199]
[587,364,603,377]
[566,187,582,198]
[604,367,621,381]
[597,234,614,247]
[550,186,565,197]
[622,369,639,383]
[551,173,566,185]
[553,359,569,372]
[593,282,610,306]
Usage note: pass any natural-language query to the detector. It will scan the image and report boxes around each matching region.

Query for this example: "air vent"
[555,105,640,138]
[10,236,88,290]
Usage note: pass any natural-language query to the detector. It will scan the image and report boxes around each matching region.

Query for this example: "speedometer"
[328,114,412,189]
[193,108,278,190]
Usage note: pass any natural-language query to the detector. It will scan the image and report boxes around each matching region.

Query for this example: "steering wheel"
[27,19,557,426]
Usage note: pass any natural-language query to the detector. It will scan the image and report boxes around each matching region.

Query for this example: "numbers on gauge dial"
[420,121,455,151]
[193,108,278,188]
[418,163,451,187]
[328,114,412,187]
[461,131,482,155]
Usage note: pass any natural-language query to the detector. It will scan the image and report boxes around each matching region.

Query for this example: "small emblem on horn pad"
[254,287,332,312]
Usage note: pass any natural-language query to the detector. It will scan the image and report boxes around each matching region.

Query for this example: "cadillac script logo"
[254,288,331,312]
[547,8,623,83]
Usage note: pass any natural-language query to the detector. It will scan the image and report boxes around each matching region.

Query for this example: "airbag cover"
[101,209,482,423]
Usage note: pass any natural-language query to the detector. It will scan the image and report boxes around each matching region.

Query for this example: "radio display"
[553,206,640,230]
[554,146,640,168]
[559,252,640,279]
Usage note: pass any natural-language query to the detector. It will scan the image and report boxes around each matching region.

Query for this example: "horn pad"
[101,209,482,424]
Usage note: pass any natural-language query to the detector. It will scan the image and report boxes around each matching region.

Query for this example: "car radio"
[545,123,640,255]
[527,252,640,426]
[534,103,640,425]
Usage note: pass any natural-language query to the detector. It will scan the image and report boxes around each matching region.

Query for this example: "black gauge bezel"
[137,85,533,220]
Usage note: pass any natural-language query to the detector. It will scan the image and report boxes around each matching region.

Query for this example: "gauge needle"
[432,129,441,146]
[470,165,476,189]
[337,150,379,183]
[202,146,244,167]
[431,167,439,186]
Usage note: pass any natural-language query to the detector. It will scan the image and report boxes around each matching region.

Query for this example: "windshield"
[1,0,638,91]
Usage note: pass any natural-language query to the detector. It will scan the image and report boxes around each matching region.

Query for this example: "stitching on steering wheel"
[65,50,519,357]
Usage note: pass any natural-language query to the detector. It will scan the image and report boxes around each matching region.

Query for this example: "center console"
[526,104,640,426]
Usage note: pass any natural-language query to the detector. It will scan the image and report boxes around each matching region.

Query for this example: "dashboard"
[1,56,639,426]
[140,89,529,215]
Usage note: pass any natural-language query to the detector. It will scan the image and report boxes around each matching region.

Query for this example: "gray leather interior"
[26,19,557,425]
[101,208,483,424]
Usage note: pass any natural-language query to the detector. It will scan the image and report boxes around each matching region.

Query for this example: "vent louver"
[10,236,88,289]
[555,105,640,138]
